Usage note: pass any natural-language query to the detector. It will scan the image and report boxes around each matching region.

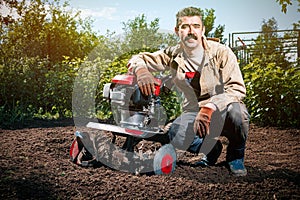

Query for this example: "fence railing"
[228,29,300,66]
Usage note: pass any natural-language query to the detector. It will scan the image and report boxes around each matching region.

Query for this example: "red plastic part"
[112,74,162,96]
[124,128,144,136]
[161,154,174,174]
[112,74,135,85]
[154,78,162,96]
[185,72,196,79]
[69,139,79,162]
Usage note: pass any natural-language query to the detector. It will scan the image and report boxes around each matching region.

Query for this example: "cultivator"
[70,72,177,175]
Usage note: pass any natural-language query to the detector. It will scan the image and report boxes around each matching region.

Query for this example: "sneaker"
[227,158,247,176]
[193,140,223,167]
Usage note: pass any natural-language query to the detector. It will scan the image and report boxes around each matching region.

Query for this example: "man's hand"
[194,107,214,138]
[135,68,159,96]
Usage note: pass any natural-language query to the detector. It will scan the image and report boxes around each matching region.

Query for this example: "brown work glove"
[194,107,214,138]
[135,68,159,96]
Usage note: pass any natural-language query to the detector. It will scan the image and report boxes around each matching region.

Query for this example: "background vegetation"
[0,0,299,128]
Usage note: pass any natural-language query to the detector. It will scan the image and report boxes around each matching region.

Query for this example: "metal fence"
[228,29,300,66]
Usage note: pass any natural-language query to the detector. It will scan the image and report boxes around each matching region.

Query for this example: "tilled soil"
[0,120,299,199]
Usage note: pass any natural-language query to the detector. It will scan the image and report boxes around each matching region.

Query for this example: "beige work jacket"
[128,38,246,112]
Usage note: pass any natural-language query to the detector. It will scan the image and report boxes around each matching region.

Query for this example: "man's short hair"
[176,7,203,28]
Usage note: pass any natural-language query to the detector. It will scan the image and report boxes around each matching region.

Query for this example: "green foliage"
[42,57,81,116]
[240,16,300,128]
[276,0,293,13]
[95,53,130,119]
[121,14,165,52]
[0,101,31,127]
[0,56,48,125]
[242,59,300,127]
[0,0,99,127]
[87,31,123,61]
[250,18,290,68]
[0,56,82,127]
[72,57,108,119]
[200,8,226,43]
[159,90,182,121]
[8,0,299,130]
[0,0,99,63]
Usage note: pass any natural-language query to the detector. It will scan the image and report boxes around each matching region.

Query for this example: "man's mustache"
[185,34,198,41]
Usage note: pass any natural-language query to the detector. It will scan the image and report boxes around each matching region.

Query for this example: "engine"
[103,74,169,132]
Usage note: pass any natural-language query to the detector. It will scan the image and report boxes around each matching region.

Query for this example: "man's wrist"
[203,103,217,111]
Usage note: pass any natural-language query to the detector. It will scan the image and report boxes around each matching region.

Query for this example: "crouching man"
[127,7,250,176]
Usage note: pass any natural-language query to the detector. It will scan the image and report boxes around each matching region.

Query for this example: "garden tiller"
[70,72,177,175]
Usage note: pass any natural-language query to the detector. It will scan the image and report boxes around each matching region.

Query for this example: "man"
[127,7,250,176]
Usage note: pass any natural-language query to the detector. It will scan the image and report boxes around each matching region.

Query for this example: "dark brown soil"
[0,120,299,199]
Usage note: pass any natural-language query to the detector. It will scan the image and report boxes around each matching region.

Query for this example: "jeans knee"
[169,122,195,151]
[224,103,249,144]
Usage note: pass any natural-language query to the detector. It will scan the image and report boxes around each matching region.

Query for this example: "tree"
[0,0,102,125]
[121,14,165,52]
[241,17,300,127]
[292,0,300,29]
[120,8,226,53]
[87,30,123,61]
[250,18,290,68]
[276,0,293,13]
[201,8,225,43]
[0,0,99,63]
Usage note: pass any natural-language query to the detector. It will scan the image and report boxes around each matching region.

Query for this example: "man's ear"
[175,27,179,36]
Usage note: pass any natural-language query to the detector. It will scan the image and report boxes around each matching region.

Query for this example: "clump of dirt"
[0,121,299,199]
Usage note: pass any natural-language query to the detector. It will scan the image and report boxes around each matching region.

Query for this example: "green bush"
[0,56,81,127]
[39,57,82,118]
[242,58,300,127]
[0,57,48,126]
[2,51,298,129]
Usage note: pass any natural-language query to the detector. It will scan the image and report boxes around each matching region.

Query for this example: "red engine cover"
[112,74,162,96]
[112,74,135,85]
[154,79,162,96]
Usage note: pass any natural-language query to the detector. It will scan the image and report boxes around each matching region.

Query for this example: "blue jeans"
[168,102,250,162]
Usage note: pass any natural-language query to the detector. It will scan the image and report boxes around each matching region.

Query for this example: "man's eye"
[180,24,201,29]
[180,24,189,29]
[192,24,201,29]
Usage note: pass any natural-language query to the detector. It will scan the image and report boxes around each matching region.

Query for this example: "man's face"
[175,16,205,50]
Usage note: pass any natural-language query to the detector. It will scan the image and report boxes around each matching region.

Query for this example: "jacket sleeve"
[208,46,246,111]
[128,48,173,74]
